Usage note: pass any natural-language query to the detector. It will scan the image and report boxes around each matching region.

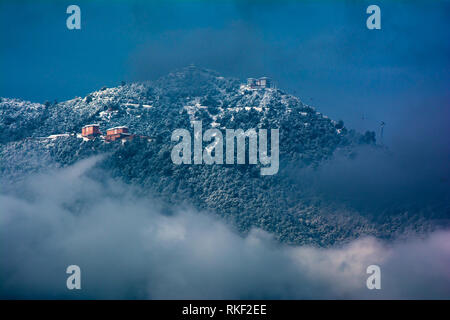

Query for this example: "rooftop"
[82,124,100,128]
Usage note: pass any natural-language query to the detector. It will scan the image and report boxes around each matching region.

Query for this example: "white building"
[247,77,272,89]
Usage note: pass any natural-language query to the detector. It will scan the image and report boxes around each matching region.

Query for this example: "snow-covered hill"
[2,66,445,245]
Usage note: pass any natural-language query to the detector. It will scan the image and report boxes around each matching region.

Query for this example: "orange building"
[82,124,101,138]
[105,126,132,141]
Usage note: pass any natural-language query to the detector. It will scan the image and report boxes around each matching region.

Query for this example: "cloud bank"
[1,158,449,299]
[294,144,450,212]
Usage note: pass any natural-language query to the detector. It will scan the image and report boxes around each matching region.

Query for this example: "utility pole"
[380,121,385,145]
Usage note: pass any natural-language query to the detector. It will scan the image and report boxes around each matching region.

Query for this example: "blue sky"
[1,0,449,148]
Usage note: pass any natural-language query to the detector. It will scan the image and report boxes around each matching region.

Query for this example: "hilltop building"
[105,126,132,142]
[258,77,271,88]
[79,125,151,144]
[81,124,101,139]
[247,77,272,89]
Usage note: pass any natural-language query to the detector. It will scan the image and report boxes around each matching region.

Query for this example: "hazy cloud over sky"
[1,158,449,299]
[293,144,450,214]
